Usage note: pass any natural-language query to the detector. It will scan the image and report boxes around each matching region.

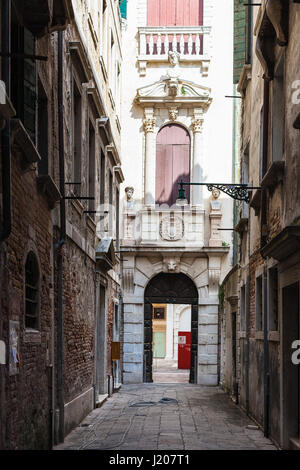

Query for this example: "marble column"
[191,109,204,207]
[143,109,156,206]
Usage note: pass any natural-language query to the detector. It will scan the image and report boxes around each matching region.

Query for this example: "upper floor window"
[11,18,36,142]
[37,79,49,175]
[72,78,82,196]
[147,0,203,26]
[272,53,285,163]
[25,251,40,330]
[156,124,190,206]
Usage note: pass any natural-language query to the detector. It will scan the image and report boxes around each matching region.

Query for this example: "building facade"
[0,0,124,449]
[120,0,234,386]
[221,0,300,450]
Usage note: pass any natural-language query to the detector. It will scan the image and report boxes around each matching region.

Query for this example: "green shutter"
[233,0,246,84]
[119,0,127,19]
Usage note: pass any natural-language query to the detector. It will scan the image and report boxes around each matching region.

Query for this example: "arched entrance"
[144,272,198,383]
[156,124,190,206]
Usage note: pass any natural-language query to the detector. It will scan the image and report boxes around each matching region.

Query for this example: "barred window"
[25,252,40,330]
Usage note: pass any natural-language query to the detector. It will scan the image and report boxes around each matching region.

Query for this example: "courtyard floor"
[54,383,278,451]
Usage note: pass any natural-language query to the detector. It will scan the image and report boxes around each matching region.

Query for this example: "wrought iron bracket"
[178,181,261,203]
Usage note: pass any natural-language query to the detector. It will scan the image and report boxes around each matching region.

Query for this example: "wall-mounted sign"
[9,321,20,375]
[112,341,121,361]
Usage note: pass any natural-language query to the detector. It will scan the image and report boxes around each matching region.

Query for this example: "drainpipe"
[245,200,251,416]
[263,265,269,437]
[56,30,66,444]
[261,77,270,436]
[0,0,11,242]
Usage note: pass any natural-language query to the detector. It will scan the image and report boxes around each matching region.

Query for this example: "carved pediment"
[136,77,212,109]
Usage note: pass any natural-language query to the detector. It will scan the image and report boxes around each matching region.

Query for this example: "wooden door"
[282,283,300,447]
[156,124,190,206]
[178,331,191,369]
[144,302,153,382]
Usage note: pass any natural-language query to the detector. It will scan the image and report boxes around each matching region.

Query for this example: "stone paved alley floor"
[54,384,278,451]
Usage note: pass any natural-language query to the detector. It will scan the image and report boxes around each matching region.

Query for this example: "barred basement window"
[25,252,40,330]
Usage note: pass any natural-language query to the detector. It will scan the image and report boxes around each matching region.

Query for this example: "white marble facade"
[120,0,234,385]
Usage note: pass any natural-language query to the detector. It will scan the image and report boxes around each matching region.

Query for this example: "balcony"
[137,26,211,76]
[122,206,205,249]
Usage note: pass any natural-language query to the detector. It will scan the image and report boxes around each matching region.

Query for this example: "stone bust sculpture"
[168,50,180,66]
[125,186,135,209]
[210,188,221,211]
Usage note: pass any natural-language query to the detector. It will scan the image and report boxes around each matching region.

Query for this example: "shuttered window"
[147,0,203,26]
[156,124,190,206]
[11,23,36,143]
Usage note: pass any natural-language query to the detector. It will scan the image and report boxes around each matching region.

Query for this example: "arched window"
[25,251,40,330]
[156,124,190,206]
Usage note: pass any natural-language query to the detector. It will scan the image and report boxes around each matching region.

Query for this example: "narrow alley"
[54,384,277,451]
[1,0,300,454]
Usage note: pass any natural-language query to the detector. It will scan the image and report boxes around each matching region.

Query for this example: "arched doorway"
[156,124,190,206]
[144,273,198,383]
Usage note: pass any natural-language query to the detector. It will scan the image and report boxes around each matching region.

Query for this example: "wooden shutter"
[156,125,190,206]
[147,0,203,26]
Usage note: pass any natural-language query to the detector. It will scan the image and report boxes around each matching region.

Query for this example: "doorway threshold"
[95,393,108,408]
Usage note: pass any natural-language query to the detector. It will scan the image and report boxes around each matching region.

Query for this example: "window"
[245,0,253,65]
[241,151,249,219]
[268,266,278,331]
[256,275,263,332]
[11,20,36,142]
[109,170,113,235]
[72,79,82,196]
[102,1,108,67]
[147,0,203,26]
[116,63,121,116]
[113,303,120,341]
[153,306,165,320]
[156,124,190,206]
[272,54,285,163]
[88,121,96,218]
[116,187,120,249]
[240,284,246,331]
[119,0,127,19]
[99,150,106,233]
[110,32,116,97]
[37,79,49,175]
[25,252,40,330]
[259,106,264,181]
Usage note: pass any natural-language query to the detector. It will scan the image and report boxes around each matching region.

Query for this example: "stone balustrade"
[138,26,211,59]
